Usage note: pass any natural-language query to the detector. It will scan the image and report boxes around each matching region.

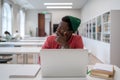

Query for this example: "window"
[2,3,12,36]
[19,10,25,38]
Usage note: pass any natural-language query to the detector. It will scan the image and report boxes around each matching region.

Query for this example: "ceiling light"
[46,6,72,9]
[44,3,73,6]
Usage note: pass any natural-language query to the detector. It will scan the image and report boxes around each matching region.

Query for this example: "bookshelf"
[102,12,110,43]
[91,18,96,40]
[96,16,102,41]
[80,10,120,67]
[81,11,110,43]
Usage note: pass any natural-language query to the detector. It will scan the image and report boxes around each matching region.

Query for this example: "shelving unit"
[80,10,120,67]
[81,11,110,43]
[96,16,102,41]
[102,12,110,43]
[91,18,96,40]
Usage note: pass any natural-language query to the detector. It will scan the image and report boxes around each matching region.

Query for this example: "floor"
[88,53,103,65]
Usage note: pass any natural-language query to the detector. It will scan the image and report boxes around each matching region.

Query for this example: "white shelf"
[80,10,120,67]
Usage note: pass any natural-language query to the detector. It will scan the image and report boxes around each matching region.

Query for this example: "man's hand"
[56,30,67,45]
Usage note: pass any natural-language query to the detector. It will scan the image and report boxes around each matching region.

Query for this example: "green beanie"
[68,16,81,32]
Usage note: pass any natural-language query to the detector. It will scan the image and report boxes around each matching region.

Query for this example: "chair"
[0,44,13,63]
[0,54,12,63]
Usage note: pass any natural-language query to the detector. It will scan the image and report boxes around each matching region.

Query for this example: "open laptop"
[40,49,88,78]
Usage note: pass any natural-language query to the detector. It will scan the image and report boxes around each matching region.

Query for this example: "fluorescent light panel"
[44,3,73,5]
[46,6,72,9]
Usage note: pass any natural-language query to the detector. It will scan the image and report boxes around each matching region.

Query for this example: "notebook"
[40,49,88,78]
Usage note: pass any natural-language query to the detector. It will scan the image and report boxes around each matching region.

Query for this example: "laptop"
[40,49,88,78]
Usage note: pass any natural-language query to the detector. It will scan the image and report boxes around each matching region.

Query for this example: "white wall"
[80,0,120,64]
[0,0,2,36]
[80,0,120,22]
[45,14,51,36]
[25,9,81,36]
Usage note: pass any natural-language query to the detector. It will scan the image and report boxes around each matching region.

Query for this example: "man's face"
[56,21,69,37]
[55,21,72,45]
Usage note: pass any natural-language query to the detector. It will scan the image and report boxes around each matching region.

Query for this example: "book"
[91,71,110,78]
[90,63,114,78]
[91,68,113,75]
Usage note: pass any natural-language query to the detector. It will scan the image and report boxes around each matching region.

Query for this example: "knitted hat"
[68,16,81,32]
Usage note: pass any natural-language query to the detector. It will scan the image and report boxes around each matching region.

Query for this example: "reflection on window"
[2,3,12,36]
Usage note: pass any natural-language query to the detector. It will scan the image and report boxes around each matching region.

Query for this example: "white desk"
[23,37,47,40]
[0,64,86,80]
[19,39,45,42]
[0,64,120,80]
[0,47,41,54]
[0,47,41,64]
[0,64,40,80]
[0,42,44,46]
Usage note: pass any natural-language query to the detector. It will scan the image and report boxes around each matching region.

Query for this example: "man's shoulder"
[72,34,82,38]
[47,35,56,39]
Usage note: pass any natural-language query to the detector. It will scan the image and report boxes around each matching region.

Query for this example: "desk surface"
[0,64,119,80]
[0,47,41,54]
[0,64,41,80]
[0,64,86,80]
[23,37,47,40]
[0,42,44,46]
[19,39,45,42]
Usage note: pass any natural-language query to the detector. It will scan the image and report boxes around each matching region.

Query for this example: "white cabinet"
[80,10,120,67]
[81,11,111,43]
[102,12,110,43]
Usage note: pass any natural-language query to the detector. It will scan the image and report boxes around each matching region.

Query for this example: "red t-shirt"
[42,35,84,49]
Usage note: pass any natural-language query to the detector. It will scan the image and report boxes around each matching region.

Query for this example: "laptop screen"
[40,49,88,78]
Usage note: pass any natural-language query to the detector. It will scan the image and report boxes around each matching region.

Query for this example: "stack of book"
[90,63,114,78]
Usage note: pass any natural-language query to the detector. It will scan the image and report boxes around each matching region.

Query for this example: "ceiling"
[11,0,88,10]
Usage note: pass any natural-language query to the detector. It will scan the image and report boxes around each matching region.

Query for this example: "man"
[13,30,21,40]
[42,16,84,49]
